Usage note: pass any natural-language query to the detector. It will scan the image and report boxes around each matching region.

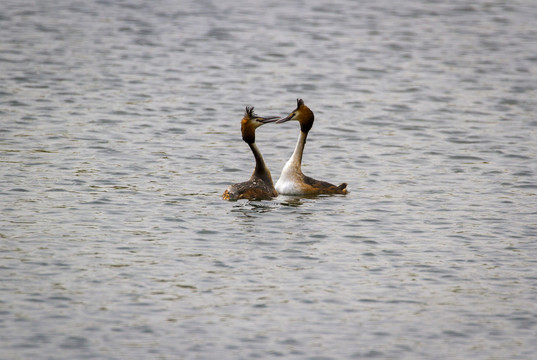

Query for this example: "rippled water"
[1,0,537,358]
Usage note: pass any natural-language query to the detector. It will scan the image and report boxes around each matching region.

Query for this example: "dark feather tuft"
[245,106,257,118]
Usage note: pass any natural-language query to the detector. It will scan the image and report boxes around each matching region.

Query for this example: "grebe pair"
[222,99,348,201]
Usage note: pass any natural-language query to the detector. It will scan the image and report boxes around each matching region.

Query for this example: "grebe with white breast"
[275,99,347,196]
[222,107,279,201]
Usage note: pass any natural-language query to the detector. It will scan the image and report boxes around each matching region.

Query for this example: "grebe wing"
[302,174,347,194]
[223,178,277,201]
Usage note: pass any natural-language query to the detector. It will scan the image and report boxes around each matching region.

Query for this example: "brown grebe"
[222,107,279,201]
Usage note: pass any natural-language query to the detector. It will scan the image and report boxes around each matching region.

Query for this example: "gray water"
[1,0,537,359]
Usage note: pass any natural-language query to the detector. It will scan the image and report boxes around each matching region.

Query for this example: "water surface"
[1,0,537,359]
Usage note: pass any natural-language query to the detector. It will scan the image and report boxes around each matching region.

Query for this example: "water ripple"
[1,0,536,359]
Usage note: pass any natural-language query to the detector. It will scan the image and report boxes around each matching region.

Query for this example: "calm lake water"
[1,0,536,359]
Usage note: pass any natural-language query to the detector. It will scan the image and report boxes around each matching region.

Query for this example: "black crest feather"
[245,106,257,118]
[296,99,304,108]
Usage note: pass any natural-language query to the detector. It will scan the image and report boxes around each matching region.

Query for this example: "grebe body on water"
[222,107,279,201]
[275,99,347,196]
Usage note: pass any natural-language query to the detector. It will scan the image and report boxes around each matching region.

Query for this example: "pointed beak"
[258,116,279,124]
[276,113,294,124]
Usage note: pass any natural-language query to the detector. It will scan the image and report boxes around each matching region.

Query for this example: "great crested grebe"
[275,99,347,196]
[222,107,279,201]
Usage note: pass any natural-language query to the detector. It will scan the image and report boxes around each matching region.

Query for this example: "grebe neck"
[249,142,273,183]
[286,130,308,172]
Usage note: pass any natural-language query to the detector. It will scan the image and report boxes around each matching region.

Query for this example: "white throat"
[275,130,308,195]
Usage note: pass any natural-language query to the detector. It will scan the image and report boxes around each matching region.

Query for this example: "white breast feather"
[275,165,302,195]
